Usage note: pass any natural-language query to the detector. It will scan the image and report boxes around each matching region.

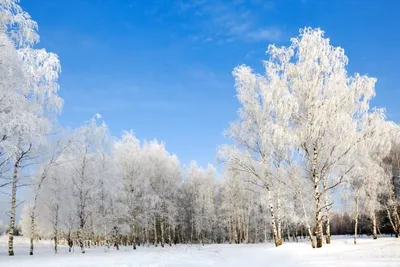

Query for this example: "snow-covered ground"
[0,236,399,266]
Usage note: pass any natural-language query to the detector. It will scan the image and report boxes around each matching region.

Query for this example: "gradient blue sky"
[21,0,400,167]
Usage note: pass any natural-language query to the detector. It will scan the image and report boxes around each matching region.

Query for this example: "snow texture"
[0,236,399,267]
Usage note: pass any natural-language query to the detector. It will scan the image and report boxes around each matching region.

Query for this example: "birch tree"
[69,115,108,253]
[382,130,400,236]
[92,142,115,248]
[227,27,384,248]
[26,138,70,255]
[184,162,218,244]
[0,0,62,256]
[144,140,181,247]
[113,131,143,250]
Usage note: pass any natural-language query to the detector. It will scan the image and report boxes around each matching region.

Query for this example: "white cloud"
[178,0,282,43]
[246,27,282,42]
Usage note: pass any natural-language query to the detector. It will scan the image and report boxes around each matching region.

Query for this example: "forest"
[1,0,400,258]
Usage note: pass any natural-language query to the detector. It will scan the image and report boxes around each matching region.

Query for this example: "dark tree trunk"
[8,160,19,256]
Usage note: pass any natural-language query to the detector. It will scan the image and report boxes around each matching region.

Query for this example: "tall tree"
[227,28,383,248]
[0,0,62,254]
[27,138,70,255]
[69,115,108,253]
[113,131,143,250]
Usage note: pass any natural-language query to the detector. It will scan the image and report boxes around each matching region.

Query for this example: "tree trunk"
[394,208,400,238]
[312,146,323,248]
[141,227,144,246]
[78,228,85,253]
[276,164,284,246]
[160,216,165,247]
[255,218,258,243]
[168,224,172,246]
[296,176,315,248]
[173,226,177,245]
[246,209,250,243]
[389,175,400,237]
[276,181,282,245]
[8,160,19,256]
[372,212,377,240]
[386,206,398,237]
[30,194,40,255]
[228,217,232,244]
[177,226,180,244]
[238,212,243,243]
[266,182,280,247]
[130,225,137,250]
[153,216,158,247]
[54,228,58,254]
[322,176,331,244]
[233,214,238,244]
[67,230,73,252]
[314,190,323,248]
[145,223,149,245]
[354,194,359,245]
[29,212,35,255]
[377,223,382,236]
[325,208,331,244]
[145,223,150,246]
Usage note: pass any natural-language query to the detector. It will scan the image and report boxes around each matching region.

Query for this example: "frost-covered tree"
[92,137,115,248]
[113,131,143,249]
[378,127,400,237]
[25,138,71,255]
[0,0,39,47]
[45,164,67,254]
[68,115,108,253]
[144,140,181,247]
[0,0,62,256]
[182,162,218,244]
[225,27,385,248]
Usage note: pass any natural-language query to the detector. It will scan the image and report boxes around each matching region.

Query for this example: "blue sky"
[21,0,400,168]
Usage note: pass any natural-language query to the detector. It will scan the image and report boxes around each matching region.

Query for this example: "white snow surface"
[0,236,399,266]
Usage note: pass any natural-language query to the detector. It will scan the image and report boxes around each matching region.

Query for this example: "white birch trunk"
[295,175,315,248]
[354,193,359,245]
[160,216,165,247]
[8,159,19,256]
[153,216,158,247]
[276,168,283,245]
[266,180,280,247]
[372,212,377,240]
[53,203,59,254]
[312,146,323,248]
[29,209,35,255]
[322,176,331,244]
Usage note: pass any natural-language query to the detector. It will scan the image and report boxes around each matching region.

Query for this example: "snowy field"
[0,236,399,267]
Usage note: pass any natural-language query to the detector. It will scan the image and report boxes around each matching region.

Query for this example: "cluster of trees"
[1,0,400,257]
[16,119,275,254]
[0,0,62,256]
[219,27,400,249]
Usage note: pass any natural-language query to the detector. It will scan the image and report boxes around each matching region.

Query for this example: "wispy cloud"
[246,27,282,42]
[176,0,282,44]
